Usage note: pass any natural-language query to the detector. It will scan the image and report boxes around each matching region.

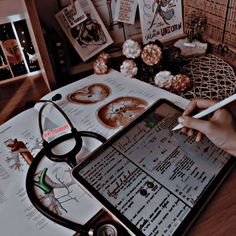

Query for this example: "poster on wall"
[55,0,113,61]
[138,0,184,44]
[0,22,27,77]
[14,19,40,72]
[92,0,142,47]
[114,0,138,25]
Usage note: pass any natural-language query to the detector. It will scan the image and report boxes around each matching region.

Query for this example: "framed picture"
[55,0,114,61]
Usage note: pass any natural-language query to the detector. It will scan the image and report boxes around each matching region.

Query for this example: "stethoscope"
[25,95,129,236]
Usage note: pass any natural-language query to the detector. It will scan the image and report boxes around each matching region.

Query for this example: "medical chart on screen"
[77,102,231,236]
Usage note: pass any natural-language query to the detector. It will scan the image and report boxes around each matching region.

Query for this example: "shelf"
[0,0,53,123]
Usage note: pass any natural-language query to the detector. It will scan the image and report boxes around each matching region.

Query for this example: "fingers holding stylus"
[179,99,218,142]
[177,97,236,157]
[179,115,211,141]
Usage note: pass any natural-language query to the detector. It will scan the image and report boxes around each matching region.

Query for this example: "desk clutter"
[183,0,236,68]
[1,70,235,236]
[41,0,236,99]
[43,0,186,83]
[36,0,236,84]
[92,39,236,101]
[93,39,192,95]
[1,0,236,236]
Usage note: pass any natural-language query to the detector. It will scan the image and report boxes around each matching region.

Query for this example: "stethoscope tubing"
[26,98,107,235]
[26,147,93,234]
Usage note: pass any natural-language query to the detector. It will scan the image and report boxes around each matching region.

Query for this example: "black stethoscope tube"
[26,97,107,235]
[26,147,93,235]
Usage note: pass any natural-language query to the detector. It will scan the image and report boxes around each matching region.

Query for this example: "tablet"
[72,99,235,236]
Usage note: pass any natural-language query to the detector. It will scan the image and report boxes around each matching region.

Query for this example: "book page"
[37,70,189,154]
[0,109,102,236]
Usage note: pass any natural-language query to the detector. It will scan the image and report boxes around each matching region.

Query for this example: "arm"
[178,98,236,157]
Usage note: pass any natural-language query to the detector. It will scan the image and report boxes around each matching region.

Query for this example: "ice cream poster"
[138,0,184,44]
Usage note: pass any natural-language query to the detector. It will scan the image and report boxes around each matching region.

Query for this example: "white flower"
[122,39,141,59]
[154,71,173,89]
[120,59,138,78]
[93,58,108,75]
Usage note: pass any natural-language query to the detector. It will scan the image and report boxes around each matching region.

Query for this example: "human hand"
[178,98,236,157]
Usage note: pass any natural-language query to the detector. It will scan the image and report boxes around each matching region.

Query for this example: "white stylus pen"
[172,93,236,131]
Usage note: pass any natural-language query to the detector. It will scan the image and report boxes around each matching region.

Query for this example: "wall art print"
[138,0,184,44]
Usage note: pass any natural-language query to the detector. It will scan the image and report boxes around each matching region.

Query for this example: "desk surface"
[180,54,236,236]
[188,165,236,236]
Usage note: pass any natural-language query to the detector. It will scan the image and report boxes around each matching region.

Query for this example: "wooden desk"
[188,165,236,236]
[0,73,50,124]
[179,54,236,235]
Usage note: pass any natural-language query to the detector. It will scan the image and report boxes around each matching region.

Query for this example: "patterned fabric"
[180,54,236,100]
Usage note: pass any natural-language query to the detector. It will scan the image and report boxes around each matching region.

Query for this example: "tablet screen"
[73,100,233,236]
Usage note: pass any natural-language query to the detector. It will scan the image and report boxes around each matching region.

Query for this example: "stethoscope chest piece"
[94,223,118,236]
[93,221,129,236]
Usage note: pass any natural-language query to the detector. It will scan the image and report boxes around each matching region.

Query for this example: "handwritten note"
[76,101,231,235]
[79,148,191,235]
[61,0,87,28]
[114,0,138,24]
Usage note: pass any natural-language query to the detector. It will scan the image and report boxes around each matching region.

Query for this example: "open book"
[0,70,190,236]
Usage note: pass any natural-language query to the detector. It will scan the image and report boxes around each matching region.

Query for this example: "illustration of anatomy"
[34,167,77,215]
[30,138,43,153]
[97,96,148,128]
[148,0,175,30]
[4,137,78,215]
[67,83,111,104]
[4,138,33,170]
